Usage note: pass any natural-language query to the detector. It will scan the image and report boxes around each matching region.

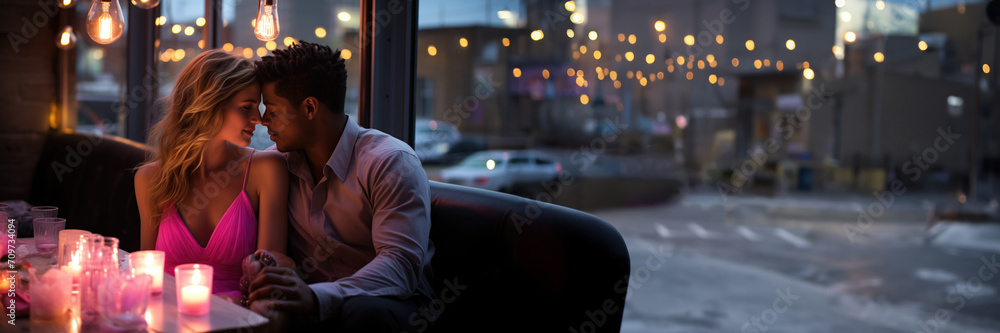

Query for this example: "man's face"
[261,82,307,152]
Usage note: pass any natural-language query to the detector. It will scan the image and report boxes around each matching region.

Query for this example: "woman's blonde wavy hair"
[143,49,257,225]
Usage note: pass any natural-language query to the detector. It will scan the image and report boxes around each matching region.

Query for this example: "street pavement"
[593,188,1000,333]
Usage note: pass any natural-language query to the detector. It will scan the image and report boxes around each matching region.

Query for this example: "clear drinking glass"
[33,217,65,255]
[102,236,120,270]
[30,206,58,219]
[0,203,13,243]
[78,233,109,322]
[29,206,58,239]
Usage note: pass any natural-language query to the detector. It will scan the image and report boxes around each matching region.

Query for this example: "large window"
[74,0,128,136]
[417,1,1000,332]
[73,0,360,147]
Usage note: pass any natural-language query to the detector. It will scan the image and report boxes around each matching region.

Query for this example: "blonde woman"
[135,49,291,301]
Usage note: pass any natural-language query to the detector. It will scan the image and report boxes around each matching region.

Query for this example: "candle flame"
[70,315,80,333]
[192,268,201,285]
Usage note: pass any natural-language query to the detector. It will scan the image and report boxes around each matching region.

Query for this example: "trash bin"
[798,166,813,191]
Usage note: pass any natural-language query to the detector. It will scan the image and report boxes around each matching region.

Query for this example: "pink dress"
[155,151,257,299]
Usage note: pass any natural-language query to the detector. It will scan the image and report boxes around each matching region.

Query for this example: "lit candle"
[58,230,90,285]
[58,229,90,265]
[180,285,210,314]
[129,251,165,294]
[61,252,82,284]
[175,264,212,315]
[0,272,10,292]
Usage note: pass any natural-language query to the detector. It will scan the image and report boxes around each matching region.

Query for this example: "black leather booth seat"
[29,130,150,251]
[28,131,630,332]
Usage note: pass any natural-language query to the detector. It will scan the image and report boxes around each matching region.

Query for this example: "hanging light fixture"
[86,0,125,45]
[58,0,76,8]
[254,0,279,41]
[56,26,77,50]
[131,0,160,10]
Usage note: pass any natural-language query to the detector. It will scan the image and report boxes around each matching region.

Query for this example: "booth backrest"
[29,131,148,251]
[427,181,629,332]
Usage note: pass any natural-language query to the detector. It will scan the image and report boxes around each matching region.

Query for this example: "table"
[3,239,269,332]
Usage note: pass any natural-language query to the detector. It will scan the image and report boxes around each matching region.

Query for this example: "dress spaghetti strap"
[242,150,254,191]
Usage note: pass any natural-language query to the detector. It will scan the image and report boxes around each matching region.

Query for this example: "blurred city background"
[60,0,1000,331]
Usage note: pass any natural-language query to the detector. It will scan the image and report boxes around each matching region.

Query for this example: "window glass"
[74,0,128,135]
[220,0,360,150]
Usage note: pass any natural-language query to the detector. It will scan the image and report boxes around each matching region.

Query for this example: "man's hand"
[248,266,318,315]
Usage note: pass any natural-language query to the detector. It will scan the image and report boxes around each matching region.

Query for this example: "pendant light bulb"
[131,0,160,10]
[254,0,279,41]
[86,0,125,45]
[57,25,78,50]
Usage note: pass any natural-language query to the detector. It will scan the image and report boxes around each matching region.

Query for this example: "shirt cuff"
[308,283,345,322]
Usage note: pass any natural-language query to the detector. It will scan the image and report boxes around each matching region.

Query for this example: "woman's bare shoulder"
[135,161,159,183]
[250,150,288,177]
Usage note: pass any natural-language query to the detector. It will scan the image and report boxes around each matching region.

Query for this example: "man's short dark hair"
[255,40,347,113]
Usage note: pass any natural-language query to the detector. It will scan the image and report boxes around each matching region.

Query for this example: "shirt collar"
[327,115,359,183]
[278,115,359,184]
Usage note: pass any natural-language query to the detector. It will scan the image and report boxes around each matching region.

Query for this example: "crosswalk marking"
[654,223,671,238]
[688,223,712,239]
[775,228,811,248]
[737,226,760,242]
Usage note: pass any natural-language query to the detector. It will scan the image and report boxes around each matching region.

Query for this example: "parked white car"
[440,150,562,193]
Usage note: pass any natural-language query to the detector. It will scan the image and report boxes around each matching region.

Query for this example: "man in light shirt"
[248,41,435,332]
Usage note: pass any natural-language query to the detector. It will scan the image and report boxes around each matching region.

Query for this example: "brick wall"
[0,0,61,200]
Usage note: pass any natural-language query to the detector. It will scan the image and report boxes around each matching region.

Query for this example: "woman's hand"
[270,251,296,268]
[216,294,240,305]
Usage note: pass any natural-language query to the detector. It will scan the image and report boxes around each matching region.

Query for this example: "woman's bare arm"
[135,163,159,251]
[251,151,293,268]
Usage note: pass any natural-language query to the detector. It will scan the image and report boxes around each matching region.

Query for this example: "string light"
[57,26,77,50]
[803,68,815,80]
[531,30,544,41]
[131,0,159,9]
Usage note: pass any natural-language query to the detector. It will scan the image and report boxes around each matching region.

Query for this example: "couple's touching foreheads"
[134,41,434,332]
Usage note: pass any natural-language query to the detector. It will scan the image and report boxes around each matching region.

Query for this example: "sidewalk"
[619,237,1000,333]
[681,185,1000,253]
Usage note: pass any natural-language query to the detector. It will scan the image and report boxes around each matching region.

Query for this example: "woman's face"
[216,84,262,147]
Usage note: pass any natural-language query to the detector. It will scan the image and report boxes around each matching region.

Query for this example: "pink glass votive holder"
[98,270,152,331]
[175,264,212,316]
[28,266,72,321]
[128,251,164,295]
